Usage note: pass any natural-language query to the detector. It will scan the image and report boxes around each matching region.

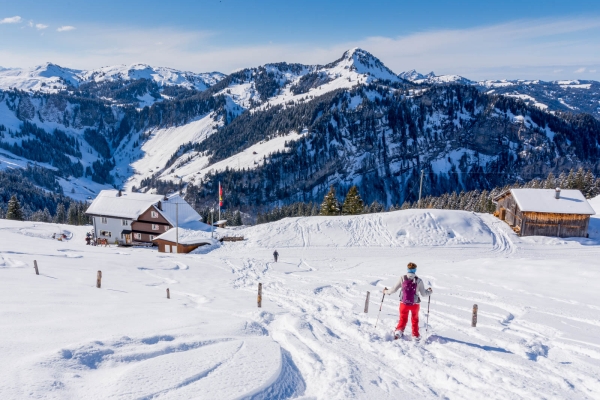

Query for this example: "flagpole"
[218,182,221,221]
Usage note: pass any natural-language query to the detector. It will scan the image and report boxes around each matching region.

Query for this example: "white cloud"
[35,24,48,30]
[590,69,597,73]
[0,16,22,24]
[574,67,586,73]
[56,26,75,32]
[1,17,600,80]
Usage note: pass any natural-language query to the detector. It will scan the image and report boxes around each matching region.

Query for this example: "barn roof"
[156,194,202,227]
[509,189,595,215]
[153,222,219,245]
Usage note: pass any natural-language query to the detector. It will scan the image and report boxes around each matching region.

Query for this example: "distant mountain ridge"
[2,50,599,119]
[0,48,600,215]
[0,62,225,96]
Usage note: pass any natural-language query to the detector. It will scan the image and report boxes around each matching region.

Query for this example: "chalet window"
[134,233,142,240]
[122,219,129,226]
[164,226,170,232]
[101,217,107,224]
[149,235,155,241]
[152,224,159,230]
[151,211,158,218]
[100,230,111,237]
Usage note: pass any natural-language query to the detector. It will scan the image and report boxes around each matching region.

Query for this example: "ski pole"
[425,293,431,333]
[375,290,386,328]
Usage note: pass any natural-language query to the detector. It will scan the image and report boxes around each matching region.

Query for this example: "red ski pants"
[396,303,420,337]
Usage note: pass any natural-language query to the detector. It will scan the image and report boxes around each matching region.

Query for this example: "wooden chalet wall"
[495,192,590,238]
[495,193,523,228]
[521,212,590,238]
[131,205,172,243]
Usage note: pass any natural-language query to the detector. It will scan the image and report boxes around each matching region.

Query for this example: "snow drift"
[240,209,497,248]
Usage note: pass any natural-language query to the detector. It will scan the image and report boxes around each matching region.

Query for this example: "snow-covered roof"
[85,190,202,223]
[153,223,218,245]
[156,194,202,227]
[508,189,595,215]
[85,190,164,219]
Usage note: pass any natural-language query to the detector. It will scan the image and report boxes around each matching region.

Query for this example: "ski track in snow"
[1,210,600,399]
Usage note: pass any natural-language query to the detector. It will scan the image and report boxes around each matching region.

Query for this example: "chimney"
[117,189,122,197]
[157,201,162,211]
[163,194,168,201]
[555,188,561,199]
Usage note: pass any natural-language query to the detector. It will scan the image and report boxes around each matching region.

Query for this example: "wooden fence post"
[96,271,102,289]
[472,304,478,327]
[166,288,170,299]
[364,291,370,313]
[34,260,39,275]
[257,283,262,308]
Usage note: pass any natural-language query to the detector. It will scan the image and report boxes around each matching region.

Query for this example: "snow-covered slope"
[124,113,220,191]
[239,209,496,248]
[2,209,600,398]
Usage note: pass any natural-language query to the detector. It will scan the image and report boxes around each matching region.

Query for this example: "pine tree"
[233,211,243,226]
[544,172,556,189]
[574,167,585,191]
[557,171,568,188]
[6,195,24,221]
[368,201,385,213]
[320,186,340,216]
[583,170,596,198]
[67,203,78,225]
[42,207,52,223]
[341,186,364,215]
[55,203,66,224]
[566,169,576,189]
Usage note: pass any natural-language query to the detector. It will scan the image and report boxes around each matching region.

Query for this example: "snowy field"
[1,209,600,399]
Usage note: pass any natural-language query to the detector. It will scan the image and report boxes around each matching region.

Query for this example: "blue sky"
[1,0,600,80]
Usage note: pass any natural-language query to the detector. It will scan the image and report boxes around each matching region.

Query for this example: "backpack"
[401,275,418,305]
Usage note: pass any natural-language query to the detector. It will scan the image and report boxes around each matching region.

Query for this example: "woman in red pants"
[383,262,432,341]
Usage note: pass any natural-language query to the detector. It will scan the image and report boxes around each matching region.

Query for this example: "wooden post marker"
[472,304,478,327]
[364,291,370,313]
[34,260,39,275]
[257,283,262,308]
[96,271,102,289]
[166,288,170,299]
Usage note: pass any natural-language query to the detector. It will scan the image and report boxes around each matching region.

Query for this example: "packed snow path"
[1,209,600,399]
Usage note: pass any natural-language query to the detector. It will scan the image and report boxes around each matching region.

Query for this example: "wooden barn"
[493,188,595,237]
[152,227,217,254]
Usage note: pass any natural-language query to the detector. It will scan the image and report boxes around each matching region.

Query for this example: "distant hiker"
[383,262,432,341]
[273,250,279,262]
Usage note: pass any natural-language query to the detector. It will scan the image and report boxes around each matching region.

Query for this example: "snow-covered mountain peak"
[31,62,81,84]
[400,69,472,85]
[0,62,82,92]
[398,69,424,81]
[78,64,225,91]
[331,48,399,82]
